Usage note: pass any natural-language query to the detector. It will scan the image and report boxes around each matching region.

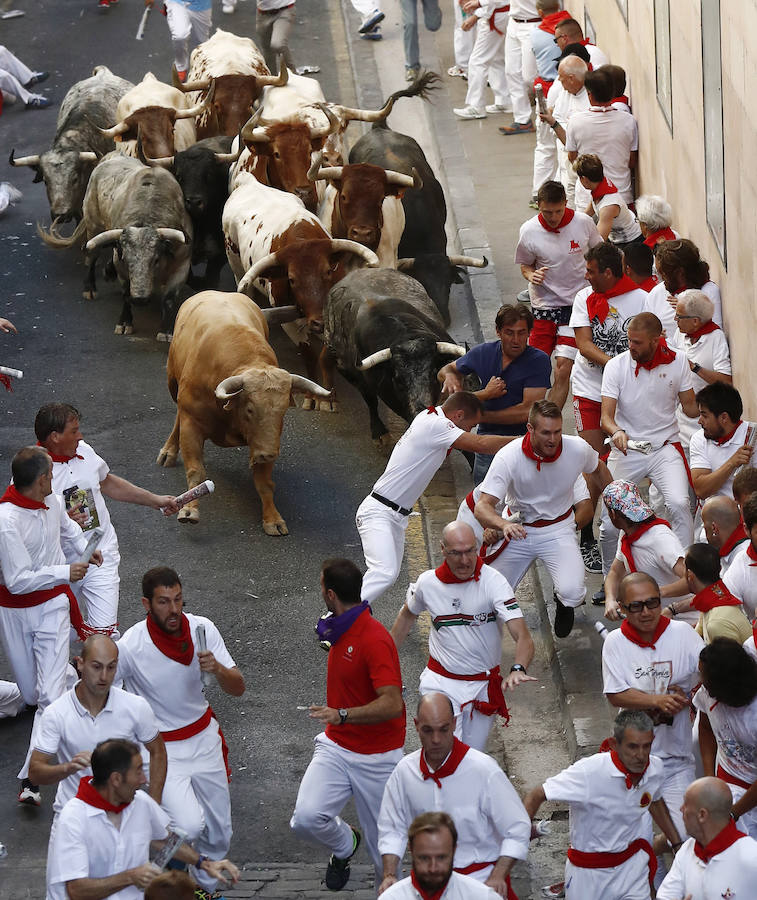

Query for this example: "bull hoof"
[316,398,339,413]
[114,324,125,335]
[263,520,289,536]
[155,448,177,467]
[301,396,315,411]
[83,290,96,301]
[156,332,173,343]
[123,324,134,335]
[177,507,199,524]
[374,433,394,454]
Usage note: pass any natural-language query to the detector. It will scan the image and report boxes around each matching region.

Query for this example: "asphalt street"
[0,0,444,890]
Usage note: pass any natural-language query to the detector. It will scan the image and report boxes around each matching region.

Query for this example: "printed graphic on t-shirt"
[588,307,634,368]
[63,485,100,531]
[633,658,674,726]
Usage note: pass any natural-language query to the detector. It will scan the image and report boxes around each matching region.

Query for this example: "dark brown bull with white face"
[156,290,332,534]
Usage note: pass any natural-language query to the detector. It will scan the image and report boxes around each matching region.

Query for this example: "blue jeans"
[400,0,442,68]
[473,452,494,485]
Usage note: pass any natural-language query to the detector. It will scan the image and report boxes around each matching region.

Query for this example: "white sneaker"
[222,2,235,12]
[447,65,467,78]
[453,105,486,119]
[485,103,511,114]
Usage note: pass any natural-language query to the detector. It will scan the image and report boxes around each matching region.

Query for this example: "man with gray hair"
[635,195,676,249]
[523,708,682,900]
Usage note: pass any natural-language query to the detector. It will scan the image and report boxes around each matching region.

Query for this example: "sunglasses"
[623,597,661,613]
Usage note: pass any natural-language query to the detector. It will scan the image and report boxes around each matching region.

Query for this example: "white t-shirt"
[543,751,665,852]
[601,347,693,447]
[676,329,732,447]
[514,211,602,309]
[508,0,539,17]
[688,419,750,499]
[552,84,589,130]
[377,745,531,866]
[36,685,160,814]
[614,522,686,591]
[407,565,522,675]
[48,790,170,900]
[565,105,639,203]
[657,833,757,900]
[382,872,500,900]
[722,544,757,621]
[592,190,642,244]
[117,613,236,732]
[479,435,599,523]
[371,407,463,510]
[645,281,723,342]
[570,284,648,402]
[692,684,757,786]
[602,620,704,762]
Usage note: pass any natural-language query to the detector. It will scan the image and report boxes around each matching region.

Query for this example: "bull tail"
[37,217,87,249]
[372,70,442,129]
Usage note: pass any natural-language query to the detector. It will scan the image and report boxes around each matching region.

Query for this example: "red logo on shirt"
[640,791,651,807]
[569,239,581,252]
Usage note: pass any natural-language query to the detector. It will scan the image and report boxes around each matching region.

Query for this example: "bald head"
[618,571,659,605]
[441,521,476,548]
[81,634,118,661]
[559,55,588,81]
[627,312,663,337]
[417,692,455,722]
[684,777,734,835]
[701,495,742,550]
[415,692,456,767]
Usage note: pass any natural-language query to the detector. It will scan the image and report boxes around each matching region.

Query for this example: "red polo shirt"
[325,608,405,753]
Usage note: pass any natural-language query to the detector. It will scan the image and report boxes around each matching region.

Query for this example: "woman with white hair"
[636,195,678,248]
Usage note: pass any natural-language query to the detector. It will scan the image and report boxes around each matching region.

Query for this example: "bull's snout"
[347,225,379,249]
[184,196,205,215]
[129,295,152,307]
[51,209,75,223]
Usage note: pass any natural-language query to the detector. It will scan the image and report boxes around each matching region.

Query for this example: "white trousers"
[725,781,757,839]
[488,518,586,607]
[464,13,509,110]
[600,444,694,574]
[356,496,409,605]
[350,0,381,15]
[0,679,23,718]
[165,1,212,72]
[558,142,577,209]
[504,19,537,124]
[290,731,403,873]
[0,594,70,778]
[161,722,231,892]
[419,668,495,751]
[452,3,474,69]
[565,848,651,900]
[0,45,35,104]
[532,115,557,195]
[72,549,120,635]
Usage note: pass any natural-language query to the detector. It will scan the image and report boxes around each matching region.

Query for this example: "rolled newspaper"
[168,480,215,513]
[603,437,652,454]
[736,422,757,475]
[135,6,151,40]
[535,83,547,116]
[0,365,23,379]
[195,624,212,687]
[152,828,188,870]
[594,621,610,641]
[78,528,102,565]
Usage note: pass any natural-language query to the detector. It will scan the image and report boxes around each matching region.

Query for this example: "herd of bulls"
[9,29,488,536]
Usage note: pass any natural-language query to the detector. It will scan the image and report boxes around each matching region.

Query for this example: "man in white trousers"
[452,1,511,121]
[145,0,213,82]
[357,391,513,606]
[391,523,535,750]
[0,45,51,108]
[377,693,530,896]
[0,446,101,806]
[290,558,405,890]
[499,0,540,134]
[449,0,475,78]
[350,1,385,39]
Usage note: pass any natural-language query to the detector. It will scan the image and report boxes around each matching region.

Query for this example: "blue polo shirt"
[456,342,552,436]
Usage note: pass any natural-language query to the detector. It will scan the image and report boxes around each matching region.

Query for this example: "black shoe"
[325,826,361,891]
[553,594,574,638]
[591,586,606,605]
[580,541,602,574]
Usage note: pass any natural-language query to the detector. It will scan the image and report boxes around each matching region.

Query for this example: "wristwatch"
[338,708,349,725]
[196,854,209,871]
[692,362,702,374]
[510,664,527,674]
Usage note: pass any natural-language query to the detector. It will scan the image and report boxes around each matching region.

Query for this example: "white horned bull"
[156,290,333,534]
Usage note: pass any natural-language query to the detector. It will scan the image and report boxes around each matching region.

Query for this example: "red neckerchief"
[538,207,575,233]
[610,748,649,789]
[0,484,48,510]
[634,336,676,377]
[419,737,469,788]
[747,543,757,567]
[521,432,562,471]
[435,557,484,584]
[619,517,670,572]
[36,441,83,464]
[612,95,630,107]
[639,275,659,293]
[692,579,742,613]
[621,615,670,650]
[643,227,676,248]
[591,177,619,202]
[75,775,130,813]
[410,870,449,900]
[693,819,747,863]
[539,9,570,33]
[715,420,743,446]
[586,274,639,324]
[719,522,748,558]
[687,320,720,344]
[146,612,194,665]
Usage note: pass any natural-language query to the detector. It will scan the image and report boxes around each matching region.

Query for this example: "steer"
[38,154,192,339]
[323,268,467,443]
[156,290,332,534]
[396,254,488,326]
[9,66,134,223]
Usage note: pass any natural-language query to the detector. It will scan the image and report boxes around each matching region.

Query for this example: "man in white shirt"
[47,738,239,900]
[600,312,699,569]
[689,384,752,503]
[552,17,609,69]
[377,693,530,896]
[657,776,757,900]
[356,392,513,605]
[722,494,757,621]
[391,522,535,750]
[523,708,681,900]
[475,399,611,637]
[35,403,179,637]
[701,495,749,573]
[452,2,511,120]
[0,446,102,806]
[381,811,500,899]
[117,567,245,895]
[602,572,704,842]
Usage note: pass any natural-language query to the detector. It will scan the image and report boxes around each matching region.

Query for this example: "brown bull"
[156,290,332,535]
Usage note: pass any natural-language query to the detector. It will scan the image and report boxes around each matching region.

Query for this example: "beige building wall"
[568,0,757,411]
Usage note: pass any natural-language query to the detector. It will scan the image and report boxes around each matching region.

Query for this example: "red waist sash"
[567,839,656,889]
[0,583,90,641]
[161,706,231,782]
[454,862,518,899]
[427,657,510,724]
[717,764,753,791]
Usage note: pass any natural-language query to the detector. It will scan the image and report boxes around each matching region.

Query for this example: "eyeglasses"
[445,547,477,558]
[674,314,697,320]
[623,597,661,613]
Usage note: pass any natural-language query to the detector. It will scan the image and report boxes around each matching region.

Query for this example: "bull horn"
[240,106,269,142]
[175,80,216,118]
[143,153,174,168]
[155,228,186,243]
[436,342,467,357]
[333,94,394,124]
[396,258,415,271]
[260,305,300,325]
[257,54,288,87]
[238,251,280,293]
[85,229,124,251]
[214,147,241,164]
[307,152,343,183]
[309,104,340,139]
[306,152,323,182]
[9,149,41,167]
[329,239,379,267]
[215,375,246,400]
[289,374,332,398]
[97,121,130,138]
[172,64,211,93]
[448,255,488,268]
[358,348,392,370]
[78,151,99,163]
[384,169,416,189]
